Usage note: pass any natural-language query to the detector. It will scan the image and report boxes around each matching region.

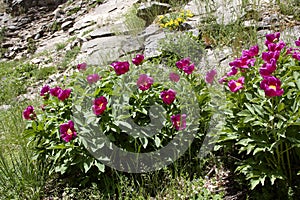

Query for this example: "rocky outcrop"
[5,0,67,15]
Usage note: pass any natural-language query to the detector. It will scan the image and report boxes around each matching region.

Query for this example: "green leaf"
[237,138,254,146]
[83,159,94,173]
[154,136,161,148]
[250,179,260,190]
[95,161,105,172]
[244,103,255,115]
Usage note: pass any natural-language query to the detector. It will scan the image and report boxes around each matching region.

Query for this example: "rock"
[77,35,143,65]
[89,22,129,39]
[61,20,74,31]
[0,105,12,111]
[137,1,171,26]
[144,31,167,58]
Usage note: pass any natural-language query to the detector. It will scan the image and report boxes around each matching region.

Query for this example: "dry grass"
[0,1,6,13]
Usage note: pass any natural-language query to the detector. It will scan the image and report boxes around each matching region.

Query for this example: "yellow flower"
[186,10,193,17]
[177,17,184,23]
[174,19,179,26]
[169,19,174,26]
[160,23,165,28]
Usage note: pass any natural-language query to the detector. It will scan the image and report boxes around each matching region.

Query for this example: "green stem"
[286,142,292,184]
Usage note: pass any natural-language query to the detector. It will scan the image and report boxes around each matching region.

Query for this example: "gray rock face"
[6,0,67,15]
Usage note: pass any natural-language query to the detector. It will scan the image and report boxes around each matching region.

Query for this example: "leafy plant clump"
[217,33,300,198]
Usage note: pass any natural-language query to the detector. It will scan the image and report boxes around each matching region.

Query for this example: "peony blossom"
[92,96,108,115]
[259,58,277,77]
[160,89,177,105]
[77,62,87,71]
[50,86,62,97]
[176,57,191,69]
[292,51,300,61]
[58,89,71,101]
[23,105,35,120]
[40,85,50,97]
[171,114,187,131]
[265,32,280,46]
[228,76,245,92]
[295,37,300,47]
[111,61,130,75]
[132,54,144,65]
[260,76,284,97]
[205,69,217,84]
[87,74,101,84]
[136,74,154,91]
[169,72,180,82]
[242,45,259,57]
[60,120,77,142]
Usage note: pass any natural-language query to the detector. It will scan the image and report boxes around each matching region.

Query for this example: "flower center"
[67,129,73,136]
[236,82,242,87]
[99,103,103,109]
[176,120,181,127]
[269,85,276,90]
[166,95,169,99]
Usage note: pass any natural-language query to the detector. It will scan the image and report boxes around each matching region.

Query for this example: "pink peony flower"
[40,85,50,97]
[87,74,101,84]
[111,61,130,75]
[205,69,217,84]
[60,120,77,142]
[259,59,277,77]
[160,89,177,105]
[23,105,35,120]
[292,51,300,61]
[92,96,108,115]
[136,74,154,91]
[77,62,87,71]
[58,89,71,101]
[176,57,191,69]
[169,72,180,82]
[171,114,187,131]
[132,54,144,65]
[228,76,245,92]
[260,76,284,97]
[295,37,300,47]
[265,32,280,46]
[50,86,62,97]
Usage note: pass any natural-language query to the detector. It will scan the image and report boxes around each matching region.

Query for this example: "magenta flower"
[87,74,101,84]
[176,57,191,69]
[265,32,280,46]
[23,105,35,120]
[259,59,277,77]
[260,76,284,97]
[171,114,187,131]
[137,74,154,91]
[50,86,62,97]
[292,51,300,61]
[160,89,176,105]
[229,56,256,69]
[219,75,228,84]
[295,37,300,47]
[228,76,245,92]
[169,72,180,82]
[242,45,259,57]
[132,54,144,65]
[205,69,217,84]
[227,67,238,77]
[183,63,195,74]
[92,96,108,115]
[262,51,280,62]
[77,62,87,71]
[60,120,77,142]
[58,89,71,101]
[40,85,50,97]
[267,41,286,52]
[111,61,130,75]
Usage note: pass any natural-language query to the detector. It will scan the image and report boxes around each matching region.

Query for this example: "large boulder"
[5,0,67,15]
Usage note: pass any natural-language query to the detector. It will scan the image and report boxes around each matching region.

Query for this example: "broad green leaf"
[277,102,285,112]
[250,179,260,190]
[154,136,161,148]
[95,161,105,172]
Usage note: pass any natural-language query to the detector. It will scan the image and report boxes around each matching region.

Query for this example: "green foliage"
[0,61,56,105]
[66,6,81,16]
[0,103,46,199]
[217,36,300,198]
[27,38,37,54]
[60,46,81,69]
[24,85,105,183]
